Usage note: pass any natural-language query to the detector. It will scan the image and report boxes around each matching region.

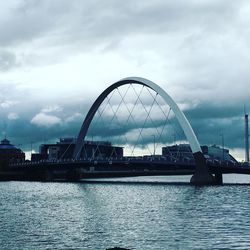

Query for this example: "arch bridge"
[73,77,219,185]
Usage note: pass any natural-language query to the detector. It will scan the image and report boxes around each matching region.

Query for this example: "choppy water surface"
[1,175,250,249]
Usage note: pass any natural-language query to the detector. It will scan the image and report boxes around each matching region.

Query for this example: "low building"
[32,137,123,161]
[201,144,236,162]
[0,138,25,170]
[162,144,195,163]
[162,144,237,164]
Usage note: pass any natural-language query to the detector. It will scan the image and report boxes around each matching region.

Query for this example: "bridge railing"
[9,155,241,169]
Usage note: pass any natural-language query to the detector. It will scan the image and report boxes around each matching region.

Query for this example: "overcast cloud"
[1,0,250,160]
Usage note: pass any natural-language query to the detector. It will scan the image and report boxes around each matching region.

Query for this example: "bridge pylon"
[190,152,219,185]
[190,152,216,185]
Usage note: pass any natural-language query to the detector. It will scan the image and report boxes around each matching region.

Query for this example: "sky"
[1,0,250,160]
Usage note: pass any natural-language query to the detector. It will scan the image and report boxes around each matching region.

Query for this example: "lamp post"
[30,141,35,159]
[172,133,176,145]
[245,112,249,163]
[152,135,156,156]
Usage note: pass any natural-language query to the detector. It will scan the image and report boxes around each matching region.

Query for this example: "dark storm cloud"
[1,0,249,157]
[0,82,89,151]
[4,116,82,152]
[185,104,245,148]
[86,101,247,149]
[0,1,69,47]
[87,116,171,138]
[1,103,87,152]
[59,0,243,47]
[0,96,246,153]
[0,79,246,151]
[0,0,244,49]
[185,104,243,120]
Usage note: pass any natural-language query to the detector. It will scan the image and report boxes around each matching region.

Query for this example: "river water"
[1,175,250,249]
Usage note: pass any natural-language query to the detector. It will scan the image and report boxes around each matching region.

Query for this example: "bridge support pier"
[66,168,81,181]
[214,167,223,185]
[190,152,218,185]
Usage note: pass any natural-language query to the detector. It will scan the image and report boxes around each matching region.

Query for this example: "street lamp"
[152,135,156,156]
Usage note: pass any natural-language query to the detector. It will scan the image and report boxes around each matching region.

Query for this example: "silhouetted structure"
[32,138,123,161]
[162,144,237,164]
[0,138,25,170]
[245,113,249,163]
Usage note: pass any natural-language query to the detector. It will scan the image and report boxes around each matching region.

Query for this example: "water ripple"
[1,177,250,249]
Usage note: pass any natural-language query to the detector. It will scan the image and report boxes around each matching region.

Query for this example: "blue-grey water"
[1,175,250,250]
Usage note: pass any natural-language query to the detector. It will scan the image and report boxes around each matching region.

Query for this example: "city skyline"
[1,1,250,160]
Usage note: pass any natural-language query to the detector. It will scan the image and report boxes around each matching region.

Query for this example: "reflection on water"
[1,175,250,249]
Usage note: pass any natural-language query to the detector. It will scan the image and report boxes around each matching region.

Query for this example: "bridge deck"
[9,159,250,176]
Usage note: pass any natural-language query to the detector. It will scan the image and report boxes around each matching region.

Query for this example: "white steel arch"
[73,77,202,158]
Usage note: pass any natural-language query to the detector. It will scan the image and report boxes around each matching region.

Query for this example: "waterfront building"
[31,137,123,161]
[0,138,25,170]
[162,144,237,163]
[162,144,195,163]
